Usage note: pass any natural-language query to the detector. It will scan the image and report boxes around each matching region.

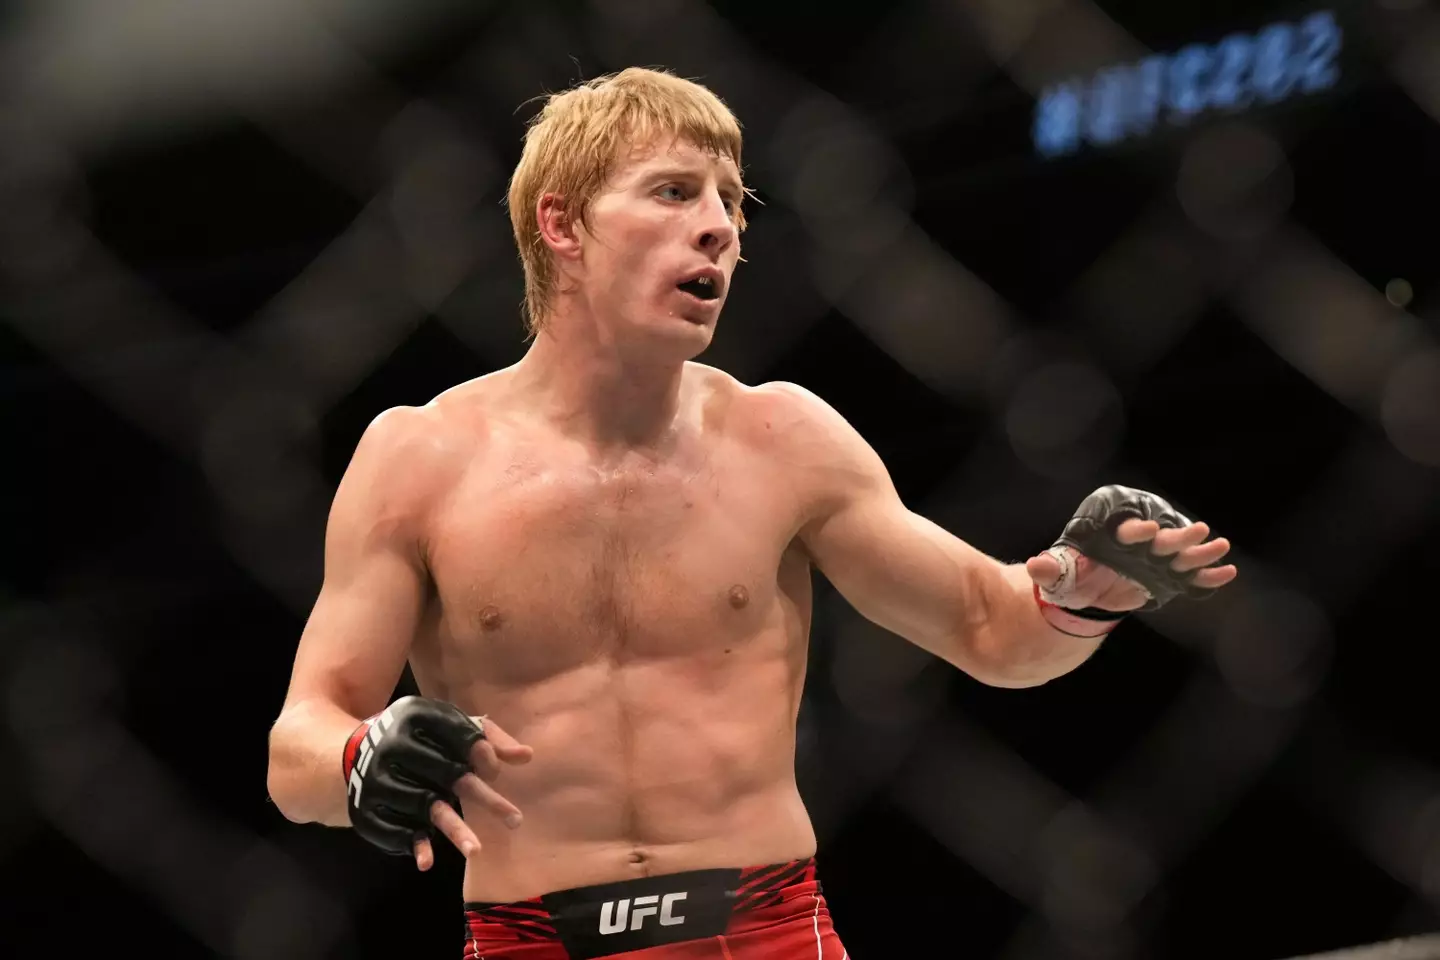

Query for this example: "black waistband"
[464,859,816,959]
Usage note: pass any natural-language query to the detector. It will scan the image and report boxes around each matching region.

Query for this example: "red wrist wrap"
[1033,583,1124,639]
[341,712,384,785]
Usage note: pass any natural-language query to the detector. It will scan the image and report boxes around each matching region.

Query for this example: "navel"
[727,584,750,609]
[478,604,504,631]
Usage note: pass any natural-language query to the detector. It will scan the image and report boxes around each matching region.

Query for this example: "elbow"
[974,666,1055,689]
[961,624,1098,688]
[266,768,302,824]
[265,719,309,824]
[961,651,1056,689]
[954,621,1060,689]
[955,562,1080,688]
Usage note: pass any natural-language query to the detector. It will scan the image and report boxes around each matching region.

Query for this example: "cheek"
[614,229,672,295]
[586,206,675,302]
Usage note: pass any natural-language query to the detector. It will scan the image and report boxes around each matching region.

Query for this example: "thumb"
[472,717,535,764]
[494,742,534,764]
[1026,553,1060,587]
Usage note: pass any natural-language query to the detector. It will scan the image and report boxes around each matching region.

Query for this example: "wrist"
[1032,583,1127,639]
[342,709,391,807]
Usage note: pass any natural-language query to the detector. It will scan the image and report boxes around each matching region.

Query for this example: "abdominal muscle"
[429,637,817,902]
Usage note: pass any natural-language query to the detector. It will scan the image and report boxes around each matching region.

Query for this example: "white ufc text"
[598,892,687,934]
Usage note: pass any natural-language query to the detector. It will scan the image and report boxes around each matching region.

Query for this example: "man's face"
[574,137,743,354]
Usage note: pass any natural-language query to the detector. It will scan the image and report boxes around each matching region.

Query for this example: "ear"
[536,193,582,262]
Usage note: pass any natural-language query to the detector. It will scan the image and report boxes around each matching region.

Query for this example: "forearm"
[965,561,1108,688]
[267,698,363,827]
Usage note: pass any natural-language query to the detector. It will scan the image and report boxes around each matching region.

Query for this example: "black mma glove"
[341,695,486,856]
[1050,484,1219,614]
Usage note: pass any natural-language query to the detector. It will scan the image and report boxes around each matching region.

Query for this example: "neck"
[512,308,687,453]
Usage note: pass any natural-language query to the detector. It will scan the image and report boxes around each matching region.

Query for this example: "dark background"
[4,0,1440,957]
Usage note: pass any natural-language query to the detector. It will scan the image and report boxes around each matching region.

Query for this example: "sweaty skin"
[404,365,820,900]
[268,129,1236,906]
[272,137,1059,902]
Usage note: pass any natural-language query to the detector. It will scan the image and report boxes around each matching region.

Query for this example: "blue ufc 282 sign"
[1033,9,1343,157]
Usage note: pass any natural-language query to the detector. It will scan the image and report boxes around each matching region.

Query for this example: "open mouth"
[676,276,720,301]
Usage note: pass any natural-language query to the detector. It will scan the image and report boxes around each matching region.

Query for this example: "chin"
[650,311,716,355]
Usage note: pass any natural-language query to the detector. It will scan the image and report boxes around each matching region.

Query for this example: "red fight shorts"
[462,858,850,959]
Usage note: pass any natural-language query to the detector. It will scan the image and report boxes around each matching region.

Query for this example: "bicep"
[283,543,427,720]
[778,385,993,665]
[280,411,437,720]
[802,473,991,660]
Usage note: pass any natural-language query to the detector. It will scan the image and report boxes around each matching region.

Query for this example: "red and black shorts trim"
[463,858,846,959]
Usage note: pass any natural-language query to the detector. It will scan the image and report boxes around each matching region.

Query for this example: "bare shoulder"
[685,362,817,426]
[686,366,879,479]
[339,396,479,521]
[746,380,841,423]
[745,380,894,525]
[356,403,470,467]
[729,376,859,451]
[364,370,507,466]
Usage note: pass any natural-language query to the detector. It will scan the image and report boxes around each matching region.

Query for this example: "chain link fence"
[4,0,1439,957]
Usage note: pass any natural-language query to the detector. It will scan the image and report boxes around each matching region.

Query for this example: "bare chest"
[420,448,801,685]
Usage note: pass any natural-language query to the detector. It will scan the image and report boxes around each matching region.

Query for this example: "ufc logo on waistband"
[598,893,687,934]
[345,707,396,806]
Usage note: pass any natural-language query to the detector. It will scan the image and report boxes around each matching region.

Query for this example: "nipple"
[727,585,750,609]
[478,605,504,630]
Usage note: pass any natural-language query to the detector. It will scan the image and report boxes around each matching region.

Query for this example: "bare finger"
[469,718,535,774]
[414,835,434,872]
[1170,538,1231,572]
[456,772,525,830]
[1115,519,1160,545]
[1150,521,1211,556]
[430,799,482,859]
[468,738,502,782]
[1026,553,1062,587]
[1190,565,1238,589]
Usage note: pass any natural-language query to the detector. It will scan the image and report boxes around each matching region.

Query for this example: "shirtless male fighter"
[266,68,1237,959]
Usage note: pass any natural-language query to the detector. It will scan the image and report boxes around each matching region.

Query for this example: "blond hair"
[506,67,747,334]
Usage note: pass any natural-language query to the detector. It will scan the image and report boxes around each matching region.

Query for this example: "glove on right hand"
[342,695,486,856]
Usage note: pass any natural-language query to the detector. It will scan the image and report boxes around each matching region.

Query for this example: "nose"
[692,190,736,256]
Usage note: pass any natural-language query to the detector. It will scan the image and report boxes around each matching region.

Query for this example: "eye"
[658,184,687,202]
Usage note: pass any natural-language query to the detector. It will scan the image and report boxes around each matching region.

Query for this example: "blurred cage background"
[3,0,1440,957]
